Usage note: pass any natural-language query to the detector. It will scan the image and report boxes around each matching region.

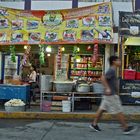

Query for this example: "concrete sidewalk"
[0,111,140,121]
[0,105,140,121]
[0,120,139,140]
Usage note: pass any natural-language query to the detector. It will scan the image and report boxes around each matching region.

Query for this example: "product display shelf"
[40,91,103,112]
[40,91,73,112]
[69,55,103,82]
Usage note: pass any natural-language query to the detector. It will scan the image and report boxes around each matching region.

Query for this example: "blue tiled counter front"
[0,84,30,104]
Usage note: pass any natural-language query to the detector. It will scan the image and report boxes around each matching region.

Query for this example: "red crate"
[136,72,140,80]
[124,69,136,80]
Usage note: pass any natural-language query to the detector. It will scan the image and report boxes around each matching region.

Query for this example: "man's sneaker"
[89,124,101,132]
[123,126,137,135]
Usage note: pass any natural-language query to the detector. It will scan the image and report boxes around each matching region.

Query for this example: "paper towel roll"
[131,92,140,98]
[41,75,53,91]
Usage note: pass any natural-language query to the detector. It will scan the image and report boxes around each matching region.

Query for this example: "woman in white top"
[29,66,37,102]
[29,66,37,83]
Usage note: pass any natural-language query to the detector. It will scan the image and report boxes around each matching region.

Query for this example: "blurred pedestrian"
[90,56,137,135]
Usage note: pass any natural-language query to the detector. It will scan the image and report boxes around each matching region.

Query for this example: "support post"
[72,0,78,8]
[24,0,31,10]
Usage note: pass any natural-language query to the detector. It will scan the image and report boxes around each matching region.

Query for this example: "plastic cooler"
[136,72,140,80]
[123,69,136,80]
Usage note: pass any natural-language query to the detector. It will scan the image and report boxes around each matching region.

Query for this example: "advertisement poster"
[0,2,113,45]
[119,11,140,37]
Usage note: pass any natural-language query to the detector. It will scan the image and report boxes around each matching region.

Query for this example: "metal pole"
[72,0,78,8]
[24,0,31,10]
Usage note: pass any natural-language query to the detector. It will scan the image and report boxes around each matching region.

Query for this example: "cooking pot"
[77,84,90,92]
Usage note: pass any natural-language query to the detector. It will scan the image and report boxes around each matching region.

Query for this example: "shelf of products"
[69,55,103,82]
[40,91,102,112]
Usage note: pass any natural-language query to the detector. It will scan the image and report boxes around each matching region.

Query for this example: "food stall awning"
[124,37,140,46]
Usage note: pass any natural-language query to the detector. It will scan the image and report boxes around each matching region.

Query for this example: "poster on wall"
[119,11,140,37]
[0,2,113,45]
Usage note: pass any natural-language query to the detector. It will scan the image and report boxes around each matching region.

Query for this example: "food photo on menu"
[98,29,112,40]
[12,20,24,30]
[82,17,95,27]
[99,16,111,26]
[63,30,76,41]
[27,20,39,30]
[0,9,8,16]
[0,19,8,29]
[29,32,41,42]
[98,5,110,14]
[0,32,6,42]
[42,13,63,26]
[45,32,58,42]
[66,19,78,28]
[11,33,23,42]
[81,29,94,41]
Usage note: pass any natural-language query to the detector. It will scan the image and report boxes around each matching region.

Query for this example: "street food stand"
[118,11,140,104]
[0,2,114,112]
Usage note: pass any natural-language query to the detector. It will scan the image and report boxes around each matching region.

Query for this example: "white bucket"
[62,100,71,112]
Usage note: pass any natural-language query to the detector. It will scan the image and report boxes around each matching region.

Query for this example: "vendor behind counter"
[28,66,38,102]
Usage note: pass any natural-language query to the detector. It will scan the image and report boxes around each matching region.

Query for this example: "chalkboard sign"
[120,79,140,93]
[119,79,140,105]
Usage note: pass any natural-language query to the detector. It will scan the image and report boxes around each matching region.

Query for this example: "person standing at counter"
[29,66,37,102]
[90,56,137,134]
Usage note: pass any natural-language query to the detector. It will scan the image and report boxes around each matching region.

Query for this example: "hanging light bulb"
[47,53,51,57]
[61,47,65,52]
[24,45,28,49]
[77,47,80,52]
[46,45,52,52]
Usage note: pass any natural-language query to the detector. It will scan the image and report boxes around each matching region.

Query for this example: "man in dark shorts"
[90,56,137,135]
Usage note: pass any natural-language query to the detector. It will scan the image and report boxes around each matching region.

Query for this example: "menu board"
[119,11,140,37]
[120,79,140,93]
[0,2,113,45]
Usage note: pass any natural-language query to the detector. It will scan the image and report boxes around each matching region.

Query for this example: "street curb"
[0,111,140,121]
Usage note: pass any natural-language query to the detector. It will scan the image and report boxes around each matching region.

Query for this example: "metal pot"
[77,84,90,92]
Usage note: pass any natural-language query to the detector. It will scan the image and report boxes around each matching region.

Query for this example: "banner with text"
[119,11,140,37]
[0,2,113,45]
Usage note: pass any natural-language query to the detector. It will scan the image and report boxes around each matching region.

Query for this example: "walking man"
[90,56,137,134]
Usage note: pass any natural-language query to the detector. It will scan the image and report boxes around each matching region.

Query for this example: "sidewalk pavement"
[0,105,140,121]
[0,120,139,140]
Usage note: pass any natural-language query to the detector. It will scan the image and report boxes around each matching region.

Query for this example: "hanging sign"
[39,45,45,65]
[22,45,31,66]
[0,2,113,45]
[10,46,16,62]
[57,46,62,70]
[92,43,99,65]
[119,11,140,37]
